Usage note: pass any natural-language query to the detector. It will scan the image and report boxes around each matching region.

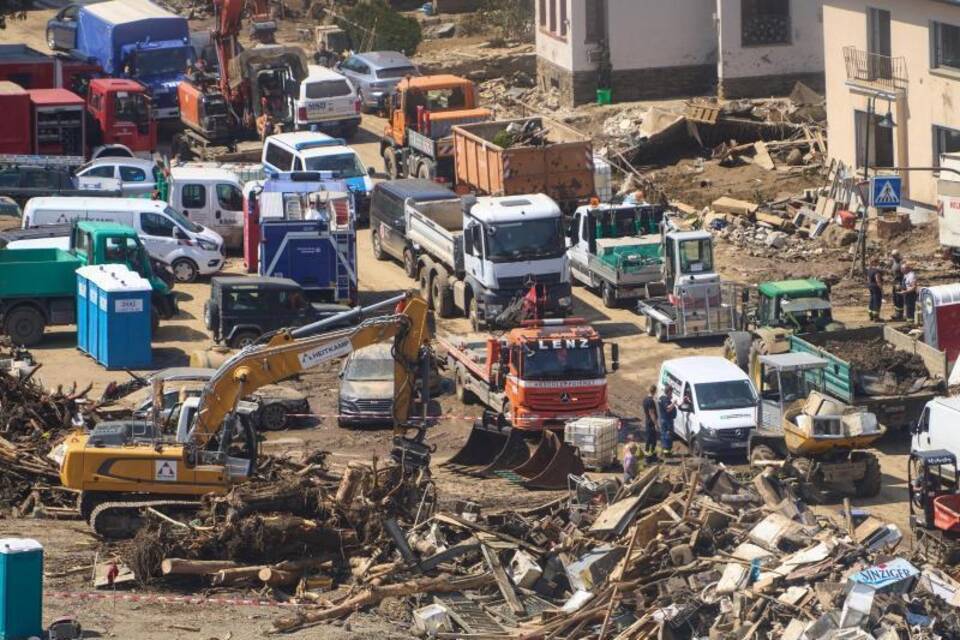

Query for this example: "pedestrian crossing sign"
[870,176,902,209]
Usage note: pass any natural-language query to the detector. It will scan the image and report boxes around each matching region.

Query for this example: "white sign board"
[297,338,352,369]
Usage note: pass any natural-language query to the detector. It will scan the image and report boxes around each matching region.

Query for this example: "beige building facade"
[824,0,960,210]
[536,0,825,107]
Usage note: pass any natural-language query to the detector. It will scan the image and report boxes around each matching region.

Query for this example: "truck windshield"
[485,218,564,262]
[678,238,714,274]
[114,92,150,124]
[694,380,757,411]
[521,341,604,381]
[133,47,192,78]
[163,205,202,233]
[304,153,364,178]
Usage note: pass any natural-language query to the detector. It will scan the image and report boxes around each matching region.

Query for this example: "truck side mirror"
[367,166,376,178]
[609,343,619,372]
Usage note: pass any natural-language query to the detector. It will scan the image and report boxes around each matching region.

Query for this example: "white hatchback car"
[76,157,158,197]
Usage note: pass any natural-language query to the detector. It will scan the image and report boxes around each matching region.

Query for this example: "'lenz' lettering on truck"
[536,338,590,349]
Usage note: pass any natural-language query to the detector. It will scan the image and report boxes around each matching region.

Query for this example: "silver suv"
[338,51,419,111]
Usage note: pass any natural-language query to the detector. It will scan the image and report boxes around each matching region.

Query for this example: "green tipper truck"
[0,221,178,345]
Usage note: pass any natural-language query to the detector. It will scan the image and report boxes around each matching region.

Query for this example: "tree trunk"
[161,558,240,576]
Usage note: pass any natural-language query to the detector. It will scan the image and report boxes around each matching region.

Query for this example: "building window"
[742,0,791,47]
[539,0,546,27]
[560,1,567,37]
[867,8,891,57]
[549,0,556,33]
[855,110,895,169]
[933,21,960,72]
[585,0,607,43]
[934,125,960,166]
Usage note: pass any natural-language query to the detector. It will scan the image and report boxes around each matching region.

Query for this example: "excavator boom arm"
[192,294,430,445]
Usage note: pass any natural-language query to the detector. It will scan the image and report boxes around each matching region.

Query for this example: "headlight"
[700,426,718,438]
[558,296,572,307]
[197,239,219,252]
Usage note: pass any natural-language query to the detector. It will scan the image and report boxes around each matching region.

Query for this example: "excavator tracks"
[89,499,202,539]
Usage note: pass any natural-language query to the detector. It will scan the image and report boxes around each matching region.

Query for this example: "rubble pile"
[0,349,85,514]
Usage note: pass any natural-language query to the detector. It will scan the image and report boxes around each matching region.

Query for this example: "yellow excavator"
[58,292,432,537]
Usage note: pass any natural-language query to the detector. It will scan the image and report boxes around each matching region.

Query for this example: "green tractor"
[724,278,844,386]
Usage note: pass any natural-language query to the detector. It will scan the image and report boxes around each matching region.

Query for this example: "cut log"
[161,558,240,576]
[259,567,301,587]
[211,566,266,586]
[273,573,496,631]
[335,464,366,506]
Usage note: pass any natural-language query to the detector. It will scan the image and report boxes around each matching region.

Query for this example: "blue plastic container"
[95,267,152,370]
[0,538,43,640]
[76,268,89,354]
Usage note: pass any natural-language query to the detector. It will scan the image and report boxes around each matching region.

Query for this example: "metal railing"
[843,46,908,94]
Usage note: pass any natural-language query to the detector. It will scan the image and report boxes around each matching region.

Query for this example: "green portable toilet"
[0,538,42,639]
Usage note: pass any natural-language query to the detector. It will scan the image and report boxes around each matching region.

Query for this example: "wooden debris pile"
[0,349,87,513]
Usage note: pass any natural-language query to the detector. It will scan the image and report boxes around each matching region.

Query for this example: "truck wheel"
[853,452,882,498]
[4,307,44,347]
[750,444,779,466]
[455,371,477,404]
[469,297,485,332]
[601,282,617,308]
[656,321,669,343]
[172,258,199,283]
[431,268,454,318]
[402,248,418,279]
[417,160,436,180]
[383,147,399,180]
[371,230,387,261]
[204,301,219,332]
[645,318,656,336]
[259,403,288,431]
[229,331,259,349]
[419,267,434,308]
[723,331,753,372]
[690,436,705,458]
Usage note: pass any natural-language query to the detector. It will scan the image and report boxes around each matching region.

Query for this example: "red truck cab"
[86,78,156,156]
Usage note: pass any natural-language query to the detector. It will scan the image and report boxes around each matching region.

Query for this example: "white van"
[913,397,960,474]
[167,167,245,251]
[23,197,224,283]
[657,356,759,457]
[295,65,361,137]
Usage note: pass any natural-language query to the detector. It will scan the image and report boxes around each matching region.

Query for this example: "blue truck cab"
[261,132,376,225]
[46,0,193,119]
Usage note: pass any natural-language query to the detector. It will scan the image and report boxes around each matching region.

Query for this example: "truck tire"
[431,268,454,318]
[204,300,219,332]
[601,282,617,308]
[383,147,399,180]
[402,248,418,279]
[4,307,44,347]
[418,263,434,308]
[172,258,199,284]
[371,230,387,261]
[469,297,485,332]
[229,331,259,349]
[656,321,669,343]
[853,451,882,498]
[455,370,477,404]
[645,317,656,336]
[723,331,753,372]
[417,160,436,180]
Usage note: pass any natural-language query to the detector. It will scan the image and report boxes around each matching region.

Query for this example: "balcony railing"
[843,46,908,95]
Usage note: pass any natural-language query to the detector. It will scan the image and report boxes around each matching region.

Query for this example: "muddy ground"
[0,6,949,638]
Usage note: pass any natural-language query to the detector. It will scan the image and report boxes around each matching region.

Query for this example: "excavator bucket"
[514,431,584,490]
[442,416,513,472]
[477,428,530,476]
[512,429,560,479]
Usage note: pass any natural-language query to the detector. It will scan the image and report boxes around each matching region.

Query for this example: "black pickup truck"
[0,165,121,206]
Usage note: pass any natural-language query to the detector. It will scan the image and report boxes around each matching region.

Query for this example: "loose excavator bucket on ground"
[442,415,583,490]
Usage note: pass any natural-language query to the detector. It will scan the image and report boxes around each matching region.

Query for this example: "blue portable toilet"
[75,266,90,354]
[96,266,152,370]
[0,538,43,640]
[85,268,102,360]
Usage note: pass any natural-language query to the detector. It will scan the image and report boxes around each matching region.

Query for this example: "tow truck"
[440,318,618,431]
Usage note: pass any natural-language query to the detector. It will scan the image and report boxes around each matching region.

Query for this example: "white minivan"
[166,167,245,251]
[913,397,960,473]
[295,65,361,138]
[657,356,759,457]
[23,197,224,283]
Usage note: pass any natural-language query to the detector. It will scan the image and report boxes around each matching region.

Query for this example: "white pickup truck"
[294,65,361,139]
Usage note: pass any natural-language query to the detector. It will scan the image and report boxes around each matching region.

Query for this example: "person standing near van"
[657,390,677,457]
[866,259,884,322]
[642,385,659,462]
[902,263,918,322]
[890,249,904,321]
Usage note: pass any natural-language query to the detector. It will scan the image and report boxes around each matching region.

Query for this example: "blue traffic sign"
[870,175,902,209]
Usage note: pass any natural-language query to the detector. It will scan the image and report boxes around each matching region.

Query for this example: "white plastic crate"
[593,155,613,202]
[565,416,619,469]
